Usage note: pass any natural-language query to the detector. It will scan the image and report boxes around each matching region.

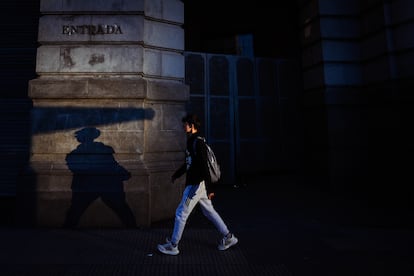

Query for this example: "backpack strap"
[193,136,206,155]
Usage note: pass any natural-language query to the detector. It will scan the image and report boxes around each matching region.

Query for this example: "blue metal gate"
[184,52,302,186]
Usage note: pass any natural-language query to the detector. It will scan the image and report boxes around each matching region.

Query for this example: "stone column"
[299,0,414,202]
[299,0,361,191]
[17,0,188,228]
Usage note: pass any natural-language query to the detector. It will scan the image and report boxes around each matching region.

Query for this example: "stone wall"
[299,0,414,205]
[17,0,189,228]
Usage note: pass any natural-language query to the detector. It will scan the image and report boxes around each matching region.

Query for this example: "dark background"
[0,1,40,98]
[183,1,301,58]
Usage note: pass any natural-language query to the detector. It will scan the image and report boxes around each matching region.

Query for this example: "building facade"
[0,0,413,227]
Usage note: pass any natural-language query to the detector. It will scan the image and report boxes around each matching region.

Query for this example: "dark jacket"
[172,133,213,194]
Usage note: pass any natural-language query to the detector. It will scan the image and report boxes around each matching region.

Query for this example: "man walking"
[157,114,238,255]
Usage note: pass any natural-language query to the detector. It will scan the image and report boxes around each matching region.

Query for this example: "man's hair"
[182,113,201,130]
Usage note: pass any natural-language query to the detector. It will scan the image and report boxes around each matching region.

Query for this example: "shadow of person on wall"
[63,127,137,228]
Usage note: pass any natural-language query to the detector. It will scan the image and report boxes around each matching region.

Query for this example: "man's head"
[182,113,200,133]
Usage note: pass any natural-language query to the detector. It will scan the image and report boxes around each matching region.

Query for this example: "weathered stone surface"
[21,0,188,228]
[17,167,153,227]
[40,0,184,24]
[143,20,184,50]
[143,49,185,79]
[39,15,144,43]
[24,78,188,227]
[146,79,189,101]
[36,45,144,73]
[29,78,147,98]
[145,0,184,23]
[40,0,145,12]
[36,46,184,79]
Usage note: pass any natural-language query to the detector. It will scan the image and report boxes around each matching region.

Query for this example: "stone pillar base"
[17,77,189,228]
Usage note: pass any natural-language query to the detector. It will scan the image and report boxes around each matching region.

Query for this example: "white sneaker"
[218,233,238,251]
[157,240,179,255]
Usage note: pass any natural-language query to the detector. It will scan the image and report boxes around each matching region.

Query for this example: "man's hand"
[208,192,215,200]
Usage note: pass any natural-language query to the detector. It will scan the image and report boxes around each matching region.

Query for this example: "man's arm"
[171,163,186,183]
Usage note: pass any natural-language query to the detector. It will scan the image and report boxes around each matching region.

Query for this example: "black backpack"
[193,136,221,183]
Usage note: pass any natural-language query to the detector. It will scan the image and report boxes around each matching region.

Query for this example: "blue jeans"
[171,181,229,245]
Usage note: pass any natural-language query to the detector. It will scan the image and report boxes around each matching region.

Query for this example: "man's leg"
[157,184,202,255]
[198,182,238,250]
[170,184,200,245]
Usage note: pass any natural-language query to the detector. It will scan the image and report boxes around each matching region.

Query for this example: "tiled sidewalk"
[0,174,413,276]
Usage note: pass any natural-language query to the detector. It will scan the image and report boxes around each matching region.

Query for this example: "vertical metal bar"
[228,55,236,185]
[205,54,211,139]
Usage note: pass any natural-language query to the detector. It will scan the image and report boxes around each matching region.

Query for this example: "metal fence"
[184,52,302,186]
